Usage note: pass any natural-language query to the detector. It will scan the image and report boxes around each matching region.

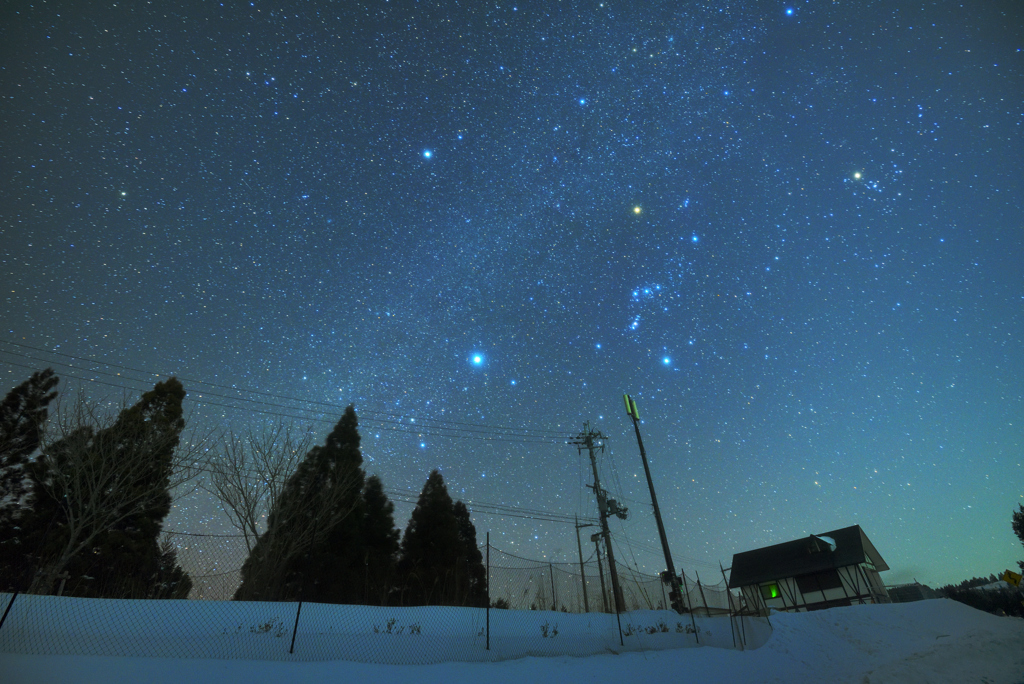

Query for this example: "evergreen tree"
[0,369,59,591]
[234,405,366,603]
[453,500,487,607]
[361,474,400,605]
[397,469,486,606]
[150,538,193,599]
[1013,503,1024,572]
[27,378,192,597]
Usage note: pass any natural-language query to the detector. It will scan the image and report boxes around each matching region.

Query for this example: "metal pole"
[486,532,490,651]
[575,423,625,613]
[0,592,18,633]
[575,516,590,613]
[623,394,685,614]
[695,571,710,617]
[289,601,303,655]
[291,470,325,654]
[549,563,557,611]
[680,570,700,642]
[595,539,609,613]
[720,562,738,649]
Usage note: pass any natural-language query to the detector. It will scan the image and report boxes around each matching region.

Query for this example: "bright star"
[691,234,699,243]
[579,98,586,106]
[785,7,794,15]
[422,149,432,159]
[853,171,862,180]
[471,354,484,366]
[633,206,642,215]
[662,356,671,365]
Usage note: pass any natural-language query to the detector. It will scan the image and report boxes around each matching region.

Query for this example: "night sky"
[2,0,1022,590]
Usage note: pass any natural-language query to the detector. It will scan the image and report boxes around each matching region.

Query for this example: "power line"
[0,351,567,444]
[0,340,569,438]
[170,454,598,527]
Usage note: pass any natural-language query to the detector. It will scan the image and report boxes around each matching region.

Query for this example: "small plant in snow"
[374,617,397,634]
[249,618,285,637]
[374,618,421,635]
[622,623,636,637]
[645,620,669,634]
[539,621,558,638]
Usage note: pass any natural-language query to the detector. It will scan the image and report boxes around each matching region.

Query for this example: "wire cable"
[0,340,569,437]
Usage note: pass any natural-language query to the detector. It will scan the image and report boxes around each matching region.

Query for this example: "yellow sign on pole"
[1001,569,1022,587]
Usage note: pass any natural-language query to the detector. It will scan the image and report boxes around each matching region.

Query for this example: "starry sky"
[1,0,1022,590]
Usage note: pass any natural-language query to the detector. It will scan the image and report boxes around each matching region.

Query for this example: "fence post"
[575,515,589,612]
[680,572,700,643]
[486,532,490,651]
[0,592,18,632]
[695,571,710,617]
[718,563,737,649]
[289,601,303,655]
[549,563,556,611]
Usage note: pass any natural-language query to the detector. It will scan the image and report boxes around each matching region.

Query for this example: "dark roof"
[887,583,938,603]
[728,525,889,589]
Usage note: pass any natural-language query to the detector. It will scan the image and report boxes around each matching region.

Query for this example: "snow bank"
[0,592,764,663]
[1,599,1022,683]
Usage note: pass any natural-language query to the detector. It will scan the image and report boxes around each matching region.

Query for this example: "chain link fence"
[0,535,772,663]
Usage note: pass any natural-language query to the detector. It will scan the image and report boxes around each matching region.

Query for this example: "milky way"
[2,1,1022,588]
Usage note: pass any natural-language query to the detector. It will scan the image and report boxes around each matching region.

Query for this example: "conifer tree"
[361,474,400,605]
[397,469,486,606]
[234,405,366,602]
[0,369,59,591]
[150,538,193,599]
[27,378,194,597]
[453,500,487,607]
[1013,503,1024,572]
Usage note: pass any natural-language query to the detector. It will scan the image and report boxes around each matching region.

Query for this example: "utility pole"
[594,538,609,613]
[575,515,591,613]
[571,422,626,614]
[623,394,686,615]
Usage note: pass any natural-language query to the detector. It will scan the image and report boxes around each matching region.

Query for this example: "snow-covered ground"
[2,598,1022,683]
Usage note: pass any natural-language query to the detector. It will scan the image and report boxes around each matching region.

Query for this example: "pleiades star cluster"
[1,0,1021,588]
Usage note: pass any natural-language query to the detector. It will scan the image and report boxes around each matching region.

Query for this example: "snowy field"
[2,598,1023,683]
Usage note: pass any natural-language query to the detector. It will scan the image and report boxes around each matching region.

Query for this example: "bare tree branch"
[238,470,363,600]
[28,387,210,595]
[203,422,314,554]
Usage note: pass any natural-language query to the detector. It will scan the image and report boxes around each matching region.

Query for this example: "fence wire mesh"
[0,537,771,664]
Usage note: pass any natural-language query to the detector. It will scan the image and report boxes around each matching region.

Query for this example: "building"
[728,525,890,613]
[887,582,939,603]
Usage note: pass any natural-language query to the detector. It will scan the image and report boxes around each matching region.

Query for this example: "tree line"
[0,369,195,598]
[228,404,487,607]
[0,369,487,607]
